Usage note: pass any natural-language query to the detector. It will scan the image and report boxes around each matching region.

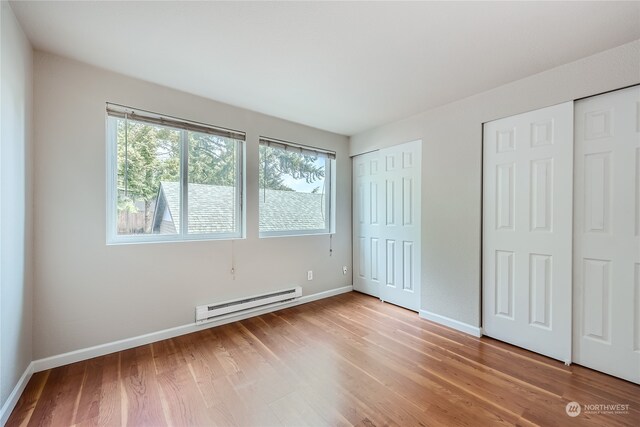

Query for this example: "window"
[258,137,335,237]
[106,104,244,243]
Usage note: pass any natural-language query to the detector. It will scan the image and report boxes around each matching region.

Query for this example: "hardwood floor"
[6,291,640,426]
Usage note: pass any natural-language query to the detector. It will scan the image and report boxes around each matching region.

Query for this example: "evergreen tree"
[258,145,325,191]
[117,120,180,231]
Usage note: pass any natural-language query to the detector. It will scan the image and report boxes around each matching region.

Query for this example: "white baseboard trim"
[0,362,34,426]
[419,309,482,338]
[31,285,353,373]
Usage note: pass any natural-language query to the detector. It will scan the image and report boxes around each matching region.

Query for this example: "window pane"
[259,145,328,234]
[116,118,181,235]
[188,131,239,234]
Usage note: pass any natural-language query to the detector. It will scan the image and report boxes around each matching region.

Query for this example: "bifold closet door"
[378,141,421,311]
[483,102,574,363]
[353,141,421,311]
[573,85,640,384]
[353,150,382,298]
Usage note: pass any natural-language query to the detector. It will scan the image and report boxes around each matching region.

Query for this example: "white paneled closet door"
[353,151,382,298]
[573,85,640,384]
[379,141,421,311]
[483,102,574,363]
[352,140,421,311]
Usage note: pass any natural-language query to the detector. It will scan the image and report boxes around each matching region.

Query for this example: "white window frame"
[258,137,336,238]
[106,104,245,245]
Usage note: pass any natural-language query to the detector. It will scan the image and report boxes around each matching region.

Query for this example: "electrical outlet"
[343,266,348,275]
[307,270,313,280]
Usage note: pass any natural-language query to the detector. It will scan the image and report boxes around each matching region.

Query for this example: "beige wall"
[350,40,640,327]
[0,1,34,409]
[32,52,351,359]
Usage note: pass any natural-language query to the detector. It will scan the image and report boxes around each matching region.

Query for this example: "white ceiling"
[10,1,640,136]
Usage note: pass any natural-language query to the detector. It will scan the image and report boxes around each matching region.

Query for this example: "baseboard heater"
[196,286,302,324]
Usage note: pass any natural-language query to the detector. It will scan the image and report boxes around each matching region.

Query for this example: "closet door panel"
[353,140,421,312]
[353,152,382,297]
[573,85,640,384]
[483,102,573,363]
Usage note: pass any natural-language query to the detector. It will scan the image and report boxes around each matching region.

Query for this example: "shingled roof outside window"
[153,182,326,235]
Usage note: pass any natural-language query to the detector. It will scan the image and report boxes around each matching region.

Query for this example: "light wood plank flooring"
[6,292,640,426]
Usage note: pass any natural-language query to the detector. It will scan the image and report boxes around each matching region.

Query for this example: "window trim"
[106,105,245,245]
[258,137,335,238]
